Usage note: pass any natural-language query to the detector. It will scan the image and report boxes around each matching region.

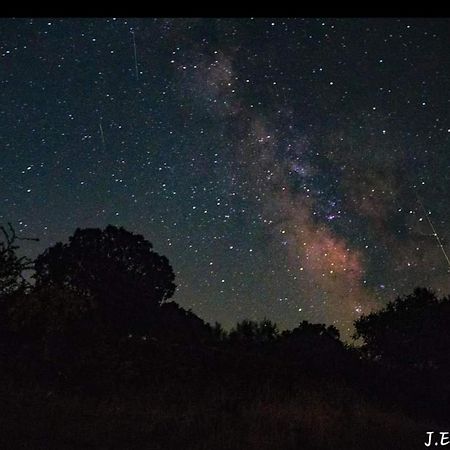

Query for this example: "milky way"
[2,18,450,337]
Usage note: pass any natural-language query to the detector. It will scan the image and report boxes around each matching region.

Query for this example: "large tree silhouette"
[33,225,176,335]
[354,287,450,371]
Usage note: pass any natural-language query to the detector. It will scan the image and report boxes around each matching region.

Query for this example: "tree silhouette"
[229,318,279,344]
[211,321,227,342]
[0,223,37,298]
[281,320,340,342]
[33,225,176,336]
[148,301,214,344]
[257,318,279,342]
[0,224,41,375]
[278,321,345,372]
[354,287,450,371]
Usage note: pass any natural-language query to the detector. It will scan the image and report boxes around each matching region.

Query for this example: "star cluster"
[2,18,450,337]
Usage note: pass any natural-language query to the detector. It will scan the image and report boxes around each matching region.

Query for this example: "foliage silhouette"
[229,318,279,344]
[2,225,216,386]
[211,321,227,342]
[33,225,176,336]
[147,300,214,344]
[282,320,340,341]
[354,287,450,371]
[276,321,347,374]
[0,224,39,369]
[0,223,37,298]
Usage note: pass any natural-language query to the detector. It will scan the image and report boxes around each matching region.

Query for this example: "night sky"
[2,18,450,338]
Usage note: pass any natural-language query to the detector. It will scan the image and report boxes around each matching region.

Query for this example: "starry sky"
[2,18,450,338]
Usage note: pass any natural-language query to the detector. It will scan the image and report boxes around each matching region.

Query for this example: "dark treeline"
[1,224,449,449]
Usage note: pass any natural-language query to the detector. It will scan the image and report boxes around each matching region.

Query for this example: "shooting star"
[417,197,450,272]
[99,121,106,150]
[131,30,139,81]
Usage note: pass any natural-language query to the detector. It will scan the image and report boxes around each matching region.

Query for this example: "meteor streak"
[417,197,450,272]
[99,121,105,150]
[131,30,139,81]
